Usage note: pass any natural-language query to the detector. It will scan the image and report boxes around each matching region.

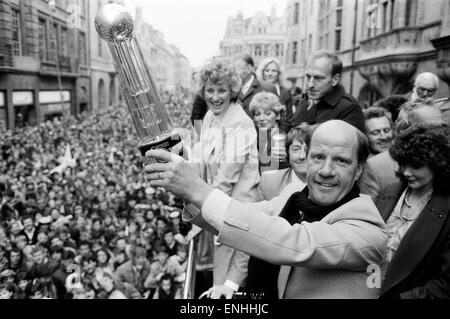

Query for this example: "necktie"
[307,99,317,111]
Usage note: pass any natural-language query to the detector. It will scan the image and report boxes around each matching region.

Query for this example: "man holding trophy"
[95,4,261,299]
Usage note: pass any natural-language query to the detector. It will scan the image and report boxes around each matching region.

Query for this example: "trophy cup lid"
[95,3,134,43]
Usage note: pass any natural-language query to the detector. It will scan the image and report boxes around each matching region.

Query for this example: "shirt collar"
[321,84,346,107]
[211,102,239,127]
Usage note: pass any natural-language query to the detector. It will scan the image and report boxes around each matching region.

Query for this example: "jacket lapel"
[381,194,450,294]
[377,183,405,221]
[240,78,257,102]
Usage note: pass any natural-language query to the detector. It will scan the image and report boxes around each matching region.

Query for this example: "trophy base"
[139,132,184,158]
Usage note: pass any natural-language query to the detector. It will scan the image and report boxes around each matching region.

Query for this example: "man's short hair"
[306,121,370,165]
[363,106,394,132]
[285,123,313,163]
[234,53,254,67]
[307,50,343,76]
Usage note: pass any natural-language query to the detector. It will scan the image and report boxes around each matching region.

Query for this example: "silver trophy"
[95,4,199,299]
[95,4,183,157]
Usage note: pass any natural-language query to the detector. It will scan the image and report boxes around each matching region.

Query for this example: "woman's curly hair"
[389,124,450,194]
[197,57,242,102]
[249,91,285,115]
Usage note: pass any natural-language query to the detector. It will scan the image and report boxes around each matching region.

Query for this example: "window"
[382,2,388,32]
[264,44,269,57]
[336,9,342,27]
[79,32,86,66]
[60,27,68,57]
[390,0,395,30]
[275,44,281,57]
[49,23,58,62]
[38,19,47,61]
[405,0,416,27]
[292,41,298,65]
[335,30,341,51]
[294,2,300,25]
[12,9,22,56]
[255,44,262,57]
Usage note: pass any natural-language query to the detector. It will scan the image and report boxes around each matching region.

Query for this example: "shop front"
[39,90,71,121]
[13,91,36,128]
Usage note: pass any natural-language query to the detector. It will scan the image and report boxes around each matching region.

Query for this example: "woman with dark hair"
[379,124,450,299]
[96,248,113,274]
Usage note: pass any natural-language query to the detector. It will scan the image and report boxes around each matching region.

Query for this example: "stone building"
[88,0,123,112]
[0,0,91,130]
[134,7,192,94]
[219,8,286,68]
[283,0,450,108]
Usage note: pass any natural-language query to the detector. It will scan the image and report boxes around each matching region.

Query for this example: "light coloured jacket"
[193,102,260,287]
[185,182,388,299]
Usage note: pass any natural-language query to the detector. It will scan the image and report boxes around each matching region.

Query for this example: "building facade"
[219,8,286,68]
[284,0,450,108]
[88,0,123,112]
[134,7,192,95]
[0,0,91,130]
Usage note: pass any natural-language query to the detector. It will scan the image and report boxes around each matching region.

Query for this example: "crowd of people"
[0,92,194,299]
[1,48,450,299]
[149,51,450,299]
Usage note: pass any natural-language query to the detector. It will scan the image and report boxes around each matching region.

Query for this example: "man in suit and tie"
[144,120,387,299]
[291,50,365,132]
[233,53,276,117]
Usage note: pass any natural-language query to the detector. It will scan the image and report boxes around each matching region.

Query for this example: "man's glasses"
[416,86,436,96]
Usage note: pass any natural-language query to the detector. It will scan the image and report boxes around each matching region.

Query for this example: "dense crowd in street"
[0,92,194,299]
[1,48,450,300]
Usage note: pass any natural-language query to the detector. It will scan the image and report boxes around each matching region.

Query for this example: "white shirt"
[241,75,255,96]
[291,171,302,184]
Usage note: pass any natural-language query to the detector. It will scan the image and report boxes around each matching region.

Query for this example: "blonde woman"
[256,57,293,133]
[249,91,288,173]
[189,57,260,299]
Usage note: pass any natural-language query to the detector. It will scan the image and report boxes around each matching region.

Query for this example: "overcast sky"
[123,0,287,68]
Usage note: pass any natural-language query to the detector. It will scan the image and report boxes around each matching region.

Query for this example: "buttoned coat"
[290,84,365,132]
[238,76,277,118]
[193,102,260,288]
[377,183,450,299]
[184,182,388,298]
